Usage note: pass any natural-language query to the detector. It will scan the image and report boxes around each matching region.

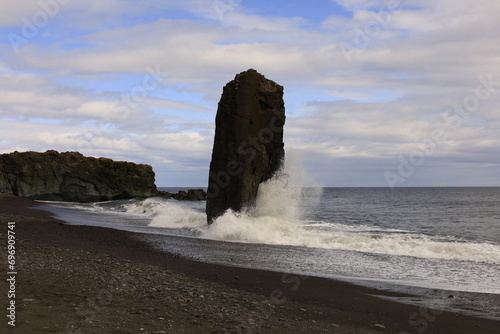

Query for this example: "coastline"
[0,194,498,333]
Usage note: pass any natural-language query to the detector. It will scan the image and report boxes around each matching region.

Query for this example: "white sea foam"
[142,168,500,264]
[200,209,500,263]
[149,201,206,230]
[122,198,165,215]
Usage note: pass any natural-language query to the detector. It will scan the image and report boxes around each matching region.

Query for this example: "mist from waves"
[128,176,500,266]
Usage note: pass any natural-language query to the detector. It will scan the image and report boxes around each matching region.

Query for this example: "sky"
[0,0,499,187]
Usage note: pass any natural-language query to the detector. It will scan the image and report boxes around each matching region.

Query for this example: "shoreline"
[1,194,498,333]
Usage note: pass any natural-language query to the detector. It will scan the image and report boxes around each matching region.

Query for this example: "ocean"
[41,180,500,320]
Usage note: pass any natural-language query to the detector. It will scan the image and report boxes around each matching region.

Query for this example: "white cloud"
[0,0,44,27]
[1,0,500,186]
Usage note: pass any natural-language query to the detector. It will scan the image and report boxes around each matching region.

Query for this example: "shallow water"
[40,183,500,320]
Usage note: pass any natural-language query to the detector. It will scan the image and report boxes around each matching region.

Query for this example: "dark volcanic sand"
[0,194,498,333]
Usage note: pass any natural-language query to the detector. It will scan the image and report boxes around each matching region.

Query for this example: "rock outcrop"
[0,150,158,202]
[206,69,286,223]
[158,189,207,201]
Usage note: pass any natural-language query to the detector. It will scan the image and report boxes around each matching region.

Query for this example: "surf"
[137,172,500,264]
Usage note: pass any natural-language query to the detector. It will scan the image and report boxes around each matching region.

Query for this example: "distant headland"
[0,150,158,202]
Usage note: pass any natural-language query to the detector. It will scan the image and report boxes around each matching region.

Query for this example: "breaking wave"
[129,172,500,265]
[201,211,500,264]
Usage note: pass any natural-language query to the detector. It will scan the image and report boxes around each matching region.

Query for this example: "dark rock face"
[0,150,158,202]
[206,69,286,223]
[158,189,207,201]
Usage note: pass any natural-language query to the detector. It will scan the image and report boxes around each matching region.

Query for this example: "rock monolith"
[0,150,158,202]
[206,69,285,223]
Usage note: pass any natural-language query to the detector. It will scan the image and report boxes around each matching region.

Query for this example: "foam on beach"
[136,173,500,265]
[41,181,500,295]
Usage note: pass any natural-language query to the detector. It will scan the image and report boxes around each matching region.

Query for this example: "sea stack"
[206,69,286,223]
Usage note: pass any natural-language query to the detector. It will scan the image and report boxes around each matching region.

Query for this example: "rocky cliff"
[158,189,207,201]
[0,150,158,202]
[206,69,286,223]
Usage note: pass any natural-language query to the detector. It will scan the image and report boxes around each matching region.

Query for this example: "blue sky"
[242,0,351,23]
[1,0,499,187]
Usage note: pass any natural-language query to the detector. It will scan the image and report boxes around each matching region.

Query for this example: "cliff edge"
[0,150,158,202]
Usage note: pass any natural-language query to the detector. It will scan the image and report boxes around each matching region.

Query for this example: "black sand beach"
[1,194,498,333]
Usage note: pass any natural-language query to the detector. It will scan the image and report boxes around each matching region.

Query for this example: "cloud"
[0,0,45,27]
[1,0,499,186]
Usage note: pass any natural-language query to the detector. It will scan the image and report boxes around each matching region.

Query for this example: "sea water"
[41,177,500,319]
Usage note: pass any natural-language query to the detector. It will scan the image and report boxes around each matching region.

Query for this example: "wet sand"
[0,193,498,333]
